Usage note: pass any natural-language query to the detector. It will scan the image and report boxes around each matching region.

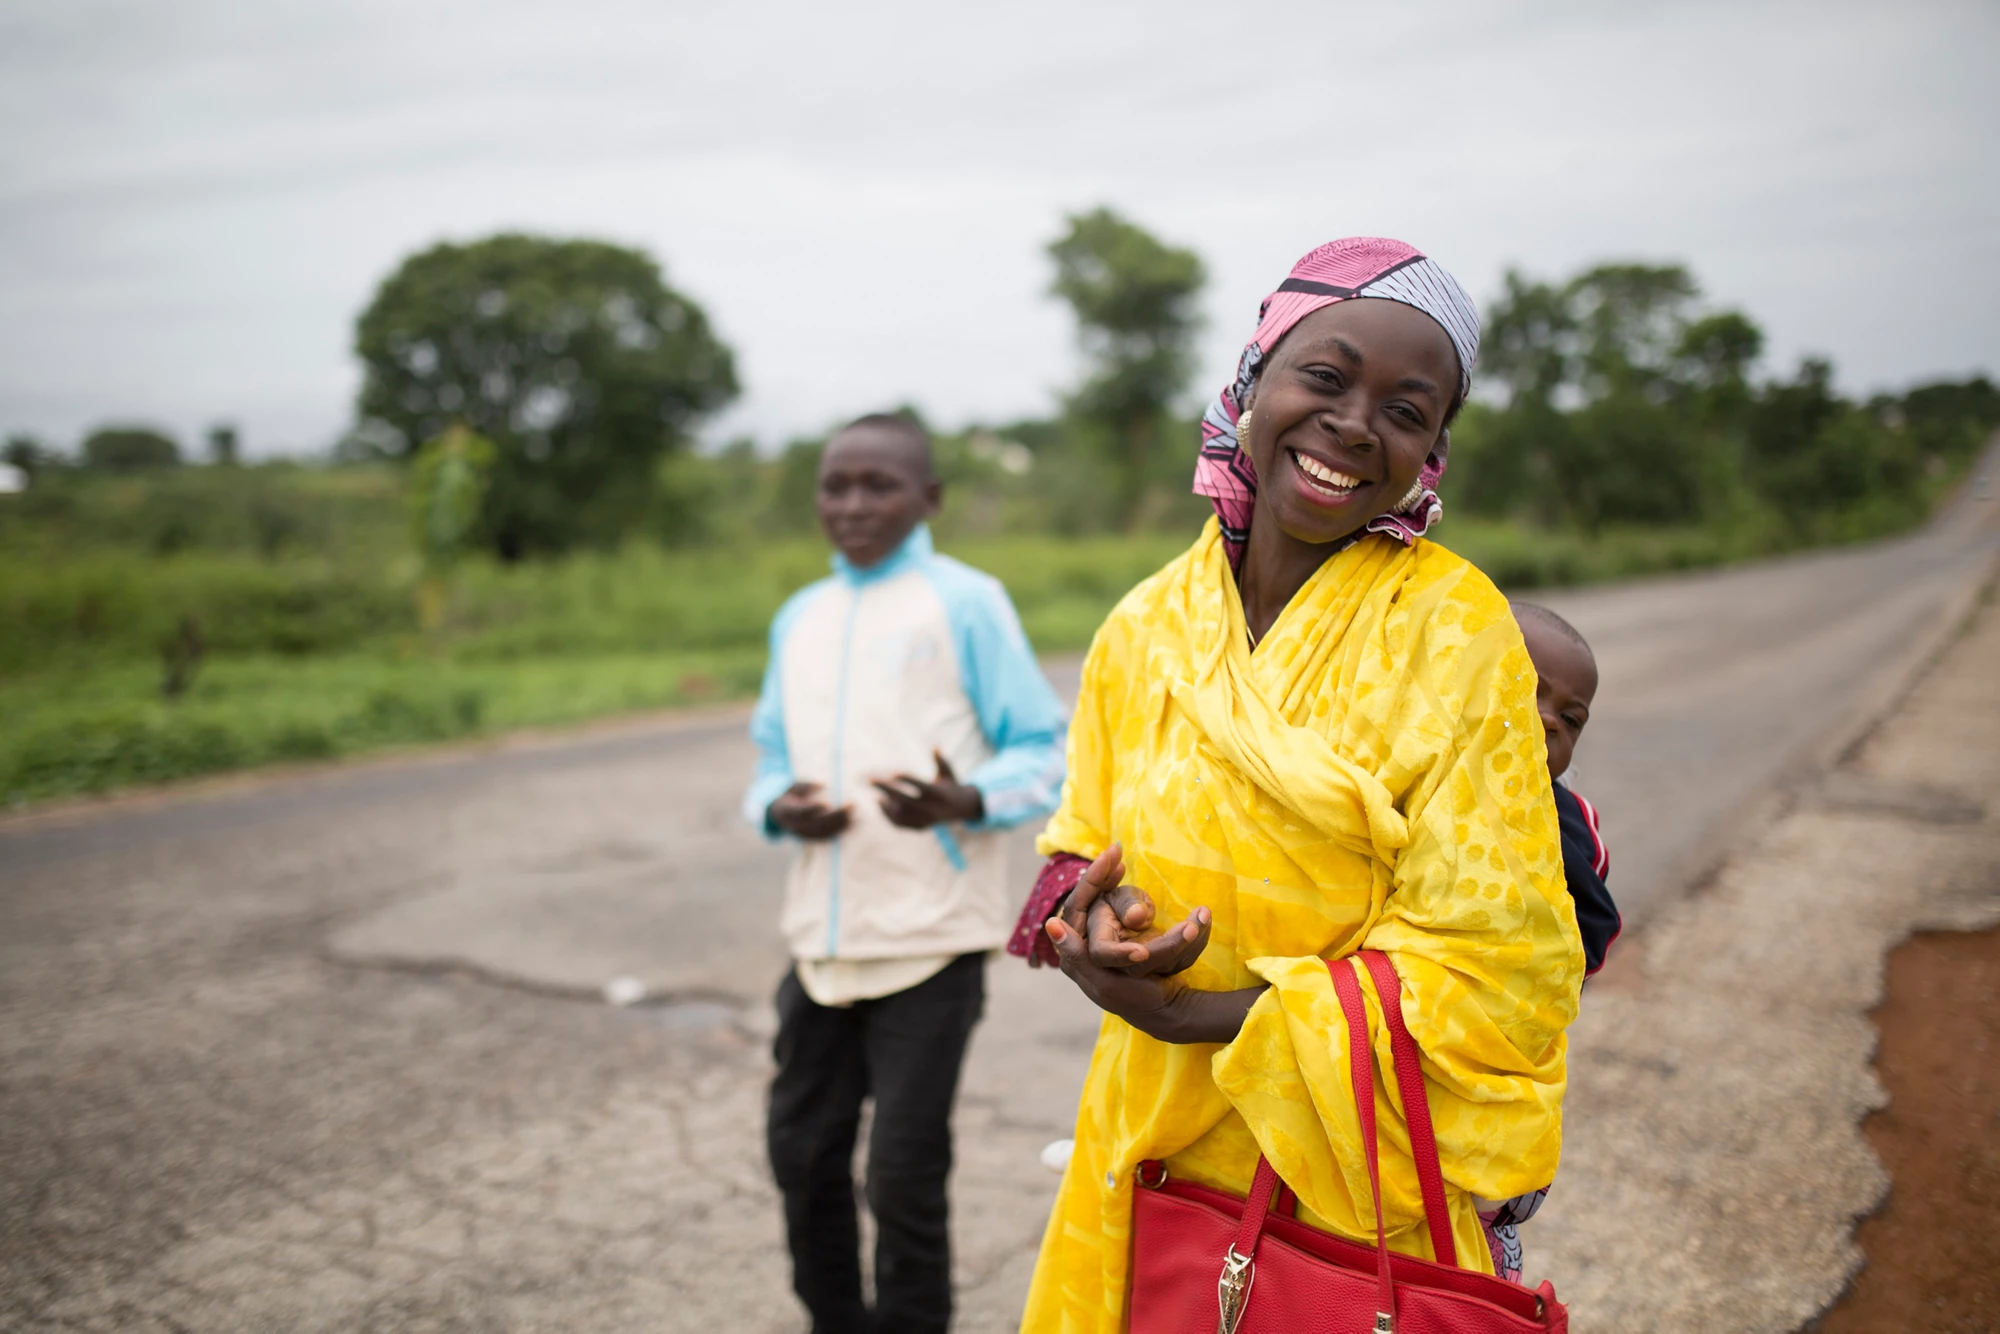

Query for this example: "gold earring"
[1234,410,1254,450]
[1395,480,1428,512]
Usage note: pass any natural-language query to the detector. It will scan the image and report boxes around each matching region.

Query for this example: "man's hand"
[768,782,852,840]
[871,751,985,830]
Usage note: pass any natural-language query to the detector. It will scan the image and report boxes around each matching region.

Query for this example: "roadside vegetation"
[4,222,1994,805]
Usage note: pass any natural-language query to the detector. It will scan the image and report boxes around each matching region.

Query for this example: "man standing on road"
[743,413,1067,1334]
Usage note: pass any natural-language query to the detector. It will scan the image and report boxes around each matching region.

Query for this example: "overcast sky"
[2,0,1995,457]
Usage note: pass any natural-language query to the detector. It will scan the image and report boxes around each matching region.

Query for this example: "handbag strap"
[1226,1156,1283,1259]
[1221,960,1395,1322]
[1217,952,1459,1324]
[1329,956,1399,1323]
[1359,950,1458,1267]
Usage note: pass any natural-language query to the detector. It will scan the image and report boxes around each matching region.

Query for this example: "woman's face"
[1242,298,1459,548]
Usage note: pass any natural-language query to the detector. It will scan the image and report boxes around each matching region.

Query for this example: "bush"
[81,426,181,472]
[0,553,414,674]
[0,465,405,560]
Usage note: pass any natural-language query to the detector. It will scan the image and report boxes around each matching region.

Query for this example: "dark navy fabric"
[1554,784,1621,974]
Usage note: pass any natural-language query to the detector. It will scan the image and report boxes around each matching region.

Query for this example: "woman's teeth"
[1291,451,1361,494]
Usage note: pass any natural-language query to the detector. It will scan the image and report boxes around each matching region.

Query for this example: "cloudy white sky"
[2,0,1995,457]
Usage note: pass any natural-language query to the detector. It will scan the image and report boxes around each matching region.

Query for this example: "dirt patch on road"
[1818,925,2000,1332]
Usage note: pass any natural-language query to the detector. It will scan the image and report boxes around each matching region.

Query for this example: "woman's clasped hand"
[1043,844,1267,1046]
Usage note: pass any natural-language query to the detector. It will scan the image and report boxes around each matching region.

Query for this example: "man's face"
[1522,621,1597,780]
[815,426,940,568]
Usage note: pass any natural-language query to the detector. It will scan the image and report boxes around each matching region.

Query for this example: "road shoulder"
[1529,577,2000,1331]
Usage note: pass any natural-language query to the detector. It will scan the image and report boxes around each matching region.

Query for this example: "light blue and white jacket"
[744,525,1067,962]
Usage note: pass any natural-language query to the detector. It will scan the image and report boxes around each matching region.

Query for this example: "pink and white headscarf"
[1193,237,1481,569]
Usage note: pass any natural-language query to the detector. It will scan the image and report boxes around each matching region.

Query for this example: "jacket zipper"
[824,585,862,957]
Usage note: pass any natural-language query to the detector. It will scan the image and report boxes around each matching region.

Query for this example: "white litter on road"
[602,976,648,1007]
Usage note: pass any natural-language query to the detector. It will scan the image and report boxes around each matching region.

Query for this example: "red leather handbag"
[1128,950,1567,1333]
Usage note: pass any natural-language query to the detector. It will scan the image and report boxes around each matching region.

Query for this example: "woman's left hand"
[1045,845,1265,1045]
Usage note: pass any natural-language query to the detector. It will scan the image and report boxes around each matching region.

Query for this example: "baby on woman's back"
[1513,601,1621,976]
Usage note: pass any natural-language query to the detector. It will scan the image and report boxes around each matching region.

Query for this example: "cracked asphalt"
[3,463,1994,1332]
[0,671,1113,1332]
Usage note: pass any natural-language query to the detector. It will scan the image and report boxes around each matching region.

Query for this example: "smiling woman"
[1011,239,1580,1332]
[1230,297,1465,645]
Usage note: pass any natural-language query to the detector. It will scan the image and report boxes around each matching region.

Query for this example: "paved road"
[1533,469,1998,922]
[2,460,1993,1332]
[1536,538,2000,1330]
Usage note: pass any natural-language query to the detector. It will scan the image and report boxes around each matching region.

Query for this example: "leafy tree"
[4,434,58,479]
[1566,263,1700,396]
[1463,263,1765,528]
[1048,208,1206,521]
[1742,357,1842,496]
[207,424,241,466]
[1743,358,1919,523]
[1899,375,2000,434]
[1467,266,1972,540]
[82,426,181,471]
[1567,388,1707,525]
[1897,376,2000,469]
[354,234,739,558]
[1479,270,1578,409]
[1676,312,1765,395]
[1673,311,1766,458]
[1440,399,1563,523]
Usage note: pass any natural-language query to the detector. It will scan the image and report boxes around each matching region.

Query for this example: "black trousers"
[767,952,985,1334]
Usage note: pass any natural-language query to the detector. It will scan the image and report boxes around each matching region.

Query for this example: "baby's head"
[1512,602,1597,781]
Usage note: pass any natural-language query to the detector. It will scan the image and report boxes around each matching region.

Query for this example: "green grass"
[1434,517,1771,589]
[0,488,1958,807]
[0,533,1203,804]
[1,650,766,804]
[2,551,415,674]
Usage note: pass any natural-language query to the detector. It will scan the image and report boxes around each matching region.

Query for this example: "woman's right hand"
[1068,844,1212,977]
[1045,851,1261,1044]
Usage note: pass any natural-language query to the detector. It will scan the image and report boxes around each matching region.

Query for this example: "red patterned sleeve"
[1005,853,1092,968]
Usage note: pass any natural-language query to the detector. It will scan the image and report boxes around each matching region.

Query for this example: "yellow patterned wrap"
[1019,520,1582,1331]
